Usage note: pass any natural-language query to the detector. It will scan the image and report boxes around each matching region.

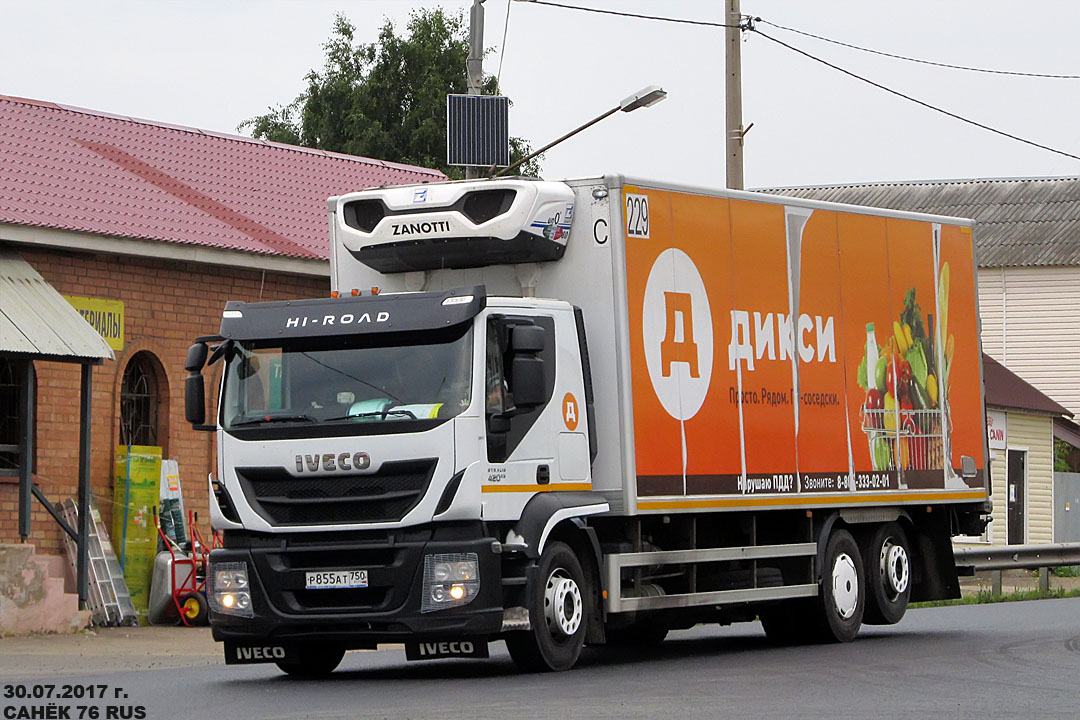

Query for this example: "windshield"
[221,324,473,430]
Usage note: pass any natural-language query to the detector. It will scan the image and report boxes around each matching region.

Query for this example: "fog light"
[421,553,480,613]
[209,561,254,618]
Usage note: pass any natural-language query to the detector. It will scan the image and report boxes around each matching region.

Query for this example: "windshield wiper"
[230,413,317,427]
[325,409,419,422]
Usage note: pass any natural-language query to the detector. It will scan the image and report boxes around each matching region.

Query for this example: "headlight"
[421,553,480,613]
[209,561,254,618]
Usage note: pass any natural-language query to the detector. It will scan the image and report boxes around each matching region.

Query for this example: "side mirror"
[184,342,214,430]
[185,374,206,425]
[185,342,208,372]
[510,324,545,353]
[510,355,546,408]
[505,323,548,409]
[487,415,511,435]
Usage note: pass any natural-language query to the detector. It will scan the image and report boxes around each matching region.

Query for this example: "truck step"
[501,606,531,631]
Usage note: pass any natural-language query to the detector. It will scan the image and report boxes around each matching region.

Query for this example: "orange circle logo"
[562,393,579,431]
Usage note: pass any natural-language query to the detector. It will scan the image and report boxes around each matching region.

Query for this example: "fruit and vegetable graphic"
[857,263,954,473]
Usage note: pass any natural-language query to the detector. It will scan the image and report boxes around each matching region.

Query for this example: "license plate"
[305,569,368,589]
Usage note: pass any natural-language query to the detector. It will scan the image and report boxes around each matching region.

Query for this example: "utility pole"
[725,0,744,189]
[465,0,485,179]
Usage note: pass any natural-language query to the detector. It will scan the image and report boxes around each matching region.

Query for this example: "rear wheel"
[861,522,911,625]
[760,529,865,644]
[275,643,346,678]
[506,541,588,672]
[816,529,865,642]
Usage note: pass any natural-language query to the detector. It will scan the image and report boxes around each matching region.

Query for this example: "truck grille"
[250,538,426,614]
[235,459,437,526]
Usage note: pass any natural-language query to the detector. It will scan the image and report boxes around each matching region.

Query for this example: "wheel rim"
[879,539,910,599]
[831,552,859,620]
[544,569,583,638]
[182,597,200,619]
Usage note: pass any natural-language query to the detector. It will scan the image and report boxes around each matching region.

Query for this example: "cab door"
[480,308,592,522]
[484,314,556,472]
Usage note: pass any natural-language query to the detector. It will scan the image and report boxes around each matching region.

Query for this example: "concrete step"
[38,553,78,594]
[0,544,91,636]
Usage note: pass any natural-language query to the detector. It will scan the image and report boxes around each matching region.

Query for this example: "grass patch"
[911,586,1080,608]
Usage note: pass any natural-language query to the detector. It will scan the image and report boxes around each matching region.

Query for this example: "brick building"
[0,94,443,554]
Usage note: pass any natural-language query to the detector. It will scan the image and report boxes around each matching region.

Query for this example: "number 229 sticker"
[626,193,650,239]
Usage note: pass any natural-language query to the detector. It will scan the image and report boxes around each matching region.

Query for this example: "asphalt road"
[3,599,1078,719]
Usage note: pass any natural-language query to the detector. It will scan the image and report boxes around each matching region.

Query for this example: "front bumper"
[209,522,505,648]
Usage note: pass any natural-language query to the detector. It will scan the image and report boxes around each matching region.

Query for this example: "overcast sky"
[2,0,1078,189]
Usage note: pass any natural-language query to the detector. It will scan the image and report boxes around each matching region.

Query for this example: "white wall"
[986,410,1054,545]
[978,266,1080,416]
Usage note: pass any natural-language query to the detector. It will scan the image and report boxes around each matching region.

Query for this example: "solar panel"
[446,94,510,167]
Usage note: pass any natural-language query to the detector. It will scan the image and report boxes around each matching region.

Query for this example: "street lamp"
[495,85,667,176]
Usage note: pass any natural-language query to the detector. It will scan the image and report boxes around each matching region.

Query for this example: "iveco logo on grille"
[295,452,371,473]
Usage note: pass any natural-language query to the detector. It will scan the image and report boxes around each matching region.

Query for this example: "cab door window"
[485,315,556,462]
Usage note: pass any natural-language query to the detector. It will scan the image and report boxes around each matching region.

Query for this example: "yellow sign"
[65,295,124,351]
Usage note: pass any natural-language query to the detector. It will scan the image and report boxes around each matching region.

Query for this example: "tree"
[241,10,540,178]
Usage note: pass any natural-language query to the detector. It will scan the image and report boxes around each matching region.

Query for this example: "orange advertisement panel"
[885,218,943,489]
[674,193,741,494]
[625,187,741,496]
[625,186,985,500]
[938,225,986,488]
[728,200,798,493]
[625,187,680,489]
[794,210,852,492]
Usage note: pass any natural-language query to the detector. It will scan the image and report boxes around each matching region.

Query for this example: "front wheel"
[275,644,346,678]
[505,541,588,672]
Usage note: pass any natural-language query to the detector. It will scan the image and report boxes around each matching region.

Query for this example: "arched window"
[0,357,36,473]
[120,351,164,448]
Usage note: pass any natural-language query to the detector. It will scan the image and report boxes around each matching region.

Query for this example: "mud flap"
[405,639,489,661]
[224,640,298,665]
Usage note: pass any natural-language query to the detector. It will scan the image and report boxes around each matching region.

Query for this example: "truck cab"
[185,179,605,673]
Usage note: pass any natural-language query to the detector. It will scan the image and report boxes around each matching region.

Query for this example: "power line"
[756,18,1080,79]
[517,2,1080,162]
[522,3,1079,79]
[751,28,1080,162]
[518,1,738,28]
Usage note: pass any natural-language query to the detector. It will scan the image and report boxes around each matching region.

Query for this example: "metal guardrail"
[954,543,1080,571]
[953,542,1080,595]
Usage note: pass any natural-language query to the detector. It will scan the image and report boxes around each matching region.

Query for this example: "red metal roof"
[0,95,445,260]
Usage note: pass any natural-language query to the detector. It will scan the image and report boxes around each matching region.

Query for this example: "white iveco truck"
[185,176,991,674]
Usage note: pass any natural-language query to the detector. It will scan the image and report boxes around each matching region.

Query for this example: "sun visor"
[331,179,575,273]
[218,286,486,341]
